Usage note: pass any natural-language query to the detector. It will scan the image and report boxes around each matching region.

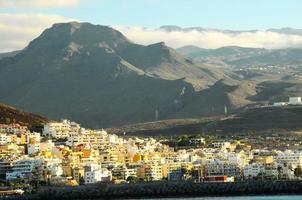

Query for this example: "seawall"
[4,180,302,199]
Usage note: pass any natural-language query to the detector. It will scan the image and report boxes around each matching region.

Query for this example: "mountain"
[228,48,302,67]
[160,26,302,35]
[108,106,302,136]
[176,45,302,69]
[267,28,302,35]
[0,22,225,128]
[2,22,302,129]
[159,26,258,34]
[177,45,208,56]
[0,50,21,60]
[177,46,268,61]
[0,103,50,127]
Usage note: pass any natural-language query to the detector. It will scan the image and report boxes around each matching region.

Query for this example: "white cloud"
[0,0,80,8]
[0,13,75,52]
[115,26,302,49]
[2,14,302,53]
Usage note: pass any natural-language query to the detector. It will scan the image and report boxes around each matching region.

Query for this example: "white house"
[244,163,265,179]
[40,140,55,152]
[27,143,40,155]
[273,102,287,107]
[84,164,112,184]
[43,158,63,177]
[0,134,11,145]
[289,97,302,105]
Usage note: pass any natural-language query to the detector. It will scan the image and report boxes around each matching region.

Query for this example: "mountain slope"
[0,22,223,128]
[108,106,302,136]
[177,45,302,68]
[0,103,50,127]
[0,50,21,60]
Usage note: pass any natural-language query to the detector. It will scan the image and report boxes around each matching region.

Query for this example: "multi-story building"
[138,163,163,181]
[204,159,241,178]
[0,159,12,179]
[66,130,109,147]
[27,143,40,156]
[43,157,63,177]
[162,162,182,179]
[6,157,44,181]
[243,163,265,179]
[0,133,11,145]
[275,150,302,167]
[112,165,137,180]
[0,124,27,135]
[43,119,80,139]
[84,163,111,184]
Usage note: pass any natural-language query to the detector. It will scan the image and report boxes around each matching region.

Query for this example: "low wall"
[5,180,302,200]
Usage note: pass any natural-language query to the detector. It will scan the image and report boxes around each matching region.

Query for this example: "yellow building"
[138,163,163,181]
[132,153,148,163]
[254,155,274,164]
[162,162,182,178]
[20,134,27,145]
[72,166,84,184]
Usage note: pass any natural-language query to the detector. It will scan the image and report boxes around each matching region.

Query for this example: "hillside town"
[1,119,302,195]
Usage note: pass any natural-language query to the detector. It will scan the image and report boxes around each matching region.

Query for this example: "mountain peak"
[27,22,130,54]
[148,42,168,48]
[159,25,182,31]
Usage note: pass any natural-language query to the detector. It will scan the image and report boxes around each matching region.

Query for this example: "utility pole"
[224,105,228,116]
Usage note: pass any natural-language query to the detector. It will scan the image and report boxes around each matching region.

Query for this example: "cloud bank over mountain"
[2,14,302,53]
[115,26,302,49]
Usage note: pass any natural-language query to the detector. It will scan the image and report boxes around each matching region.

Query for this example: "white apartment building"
[222,151,249,168]
[0,133,11,145]
[66,130,109,147]
[84,163,111,184]
[43,158,63,177]
[0,159,12,178]
[0,124,27,134]
[243,163,265,179]
[27,143,40,155]
[40,140,55,152]
[204,159,241,178]
[212,142,231,149]
[43,119,80,139]
[112,166,138,180]
[6,157,44,181]
[289,97,302,105]
[274,97,302,106]
[275,150,302,167]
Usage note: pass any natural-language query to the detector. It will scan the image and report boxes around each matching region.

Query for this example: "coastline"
[5,180,302,200]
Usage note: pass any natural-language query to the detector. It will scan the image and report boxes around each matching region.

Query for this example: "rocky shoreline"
[4,180,302,200]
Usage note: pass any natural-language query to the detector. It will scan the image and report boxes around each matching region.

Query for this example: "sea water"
[131,196,302,200]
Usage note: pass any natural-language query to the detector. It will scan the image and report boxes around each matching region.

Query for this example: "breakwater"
[4,180,302,200]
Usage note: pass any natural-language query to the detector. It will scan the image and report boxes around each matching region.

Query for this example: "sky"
[1,0,302,52]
